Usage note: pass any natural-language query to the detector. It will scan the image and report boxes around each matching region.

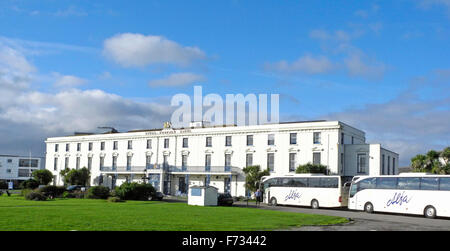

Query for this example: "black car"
[150,191,164,201]
[66,185,83,191]
[218,193,234,206]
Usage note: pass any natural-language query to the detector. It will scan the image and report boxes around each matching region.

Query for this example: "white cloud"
[103,33,206,68]
[264,55,334,75]
[0,43,174,157]
[344,53,386,81]
[323,71,450,166]
[148,72,206,87]
[53,74,87,88]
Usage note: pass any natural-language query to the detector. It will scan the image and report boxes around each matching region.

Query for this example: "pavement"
[232,201,450,231]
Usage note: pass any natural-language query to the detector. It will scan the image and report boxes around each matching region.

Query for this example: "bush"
[107,196,124,203]
[115,182,156,201]
[39,186,66,198]
[31,169,53,186]
[87,186,110,199]
[0,180,8,189]
[26,191,47,201]
[20,179,40,190]
[295,163,328,174]
[0,190,3,196]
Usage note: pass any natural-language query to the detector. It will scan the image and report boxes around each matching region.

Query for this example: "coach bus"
[348,173,450,218]
[261,174,348,209]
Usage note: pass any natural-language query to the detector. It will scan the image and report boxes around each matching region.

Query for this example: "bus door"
[348,182,358,209]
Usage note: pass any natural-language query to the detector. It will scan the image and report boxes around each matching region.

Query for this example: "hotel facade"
[45,120,399,197]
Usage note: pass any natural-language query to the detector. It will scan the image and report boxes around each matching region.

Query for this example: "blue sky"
[0,0,449,165]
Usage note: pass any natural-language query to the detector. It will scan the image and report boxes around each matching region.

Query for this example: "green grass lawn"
[0,195,348,231]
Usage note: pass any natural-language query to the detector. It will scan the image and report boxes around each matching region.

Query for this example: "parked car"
[66,185,83,191]
[218,193,234,206]
[150,191,164,201]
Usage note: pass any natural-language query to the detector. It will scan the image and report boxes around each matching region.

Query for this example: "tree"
[63,167,90,186]
[441,147,450,165]
[31,169,53,186]
[410,147,450,174]
[242,165,270,195]
[295,163,328,174]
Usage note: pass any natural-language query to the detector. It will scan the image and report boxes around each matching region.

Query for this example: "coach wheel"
[311,199,319,209]
[270,197,277,207]
[424,206,436,219]
[364,202,374,214]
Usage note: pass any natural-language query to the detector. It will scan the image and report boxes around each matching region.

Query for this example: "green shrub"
[0,180,7,189]
[87,186,110,199]
[107,196,124,203]
[115,182,156,201]
[39,186,66,198]
[0,190,3,196]
[26,191,47,201]
[295,163,328,174]
[20,179,40,190]
[21,189,33,197]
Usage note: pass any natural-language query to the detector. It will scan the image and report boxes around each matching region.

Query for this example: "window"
[420,177,439,190]
[206,137,212,147]
[101,142,105,151]
[88,142,93,151]
[182,138,188,148]
[77,143,81,152]
[55,144,59,152]
[87,157,92,171]
[246,153,253,167]
[268,134,275,145]
[99,156,105,170]
[19,159,38,167]
[267,153,274,172]
[387,156,391,175]
[163,155,168,168]
[358,177,377,192]
[289,153,296,172]
[112,156,117,169]
[320,178,339,188]
[397,177,420,190]
[392,157,396,174]
[205,154,211,171]
[182,155,188,169]
[225,154,231,168]
[382,154,385,175]
[113,141,118,150]
[146,155,152,169]
[76,157,80,169]
[351,136,354,144]
[66,143,70,152]
[440,178,450,191]
[128,140,133,150]
[313,152,321,165]
[147,139,152,149]
[7,159,12,163]
[341,133,344,145]
[290,133,297,145]
[65,157,69,169]
[164,138,169,148]
[357,153,367,173]
[308,178,321,188]
[247,135,253,146]
[225,136,232,146]
[376,177,398,189]
[127,156,132,170]
[313,132,321,144]
[54,158,58,171]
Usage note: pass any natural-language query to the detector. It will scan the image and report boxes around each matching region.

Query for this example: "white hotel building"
[45,120,399,197]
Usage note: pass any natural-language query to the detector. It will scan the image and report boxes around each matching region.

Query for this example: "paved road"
[234,201,450,231]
